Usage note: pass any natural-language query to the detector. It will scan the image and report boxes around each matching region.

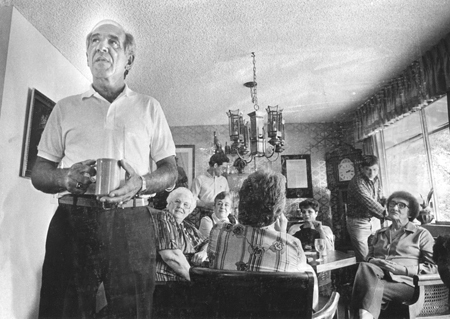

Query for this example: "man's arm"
[159,249,191,281]
[146,156,178,194]
[31,156,96,194]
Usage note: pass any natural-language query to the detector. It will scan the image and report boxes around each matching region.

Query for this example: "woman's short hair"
[299,199,319,212]
[166,187,197,211]
[214,191,232,204]
[238,170,286,228]
[387,190,420,221]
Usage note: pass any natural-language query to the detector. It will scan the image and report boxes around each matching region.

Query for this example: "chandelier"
[226,52,285,164]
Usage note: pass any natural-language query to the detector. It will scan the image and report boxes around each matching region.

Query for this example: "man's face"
[86,24,130,81]
[362,164,379,181]
[214,163,226,177]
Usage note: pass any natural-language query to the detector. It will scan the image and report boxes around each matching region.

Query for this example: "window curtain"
[353,32,450,141]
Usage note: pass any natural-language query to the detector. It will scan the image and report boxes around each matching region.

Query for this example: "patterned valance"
[354,32,450,141]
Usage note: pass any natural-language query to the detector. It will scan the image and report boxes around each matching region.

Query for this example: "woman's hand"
[304,220,323,230]
[369,258,407,275]
[191,250,208,266]
[274,213,288,232]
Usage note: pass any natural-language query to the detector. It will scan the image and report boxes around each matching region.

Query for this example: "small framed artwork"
[175,145,195,188]
[20,89,56,178]
[281,154,313,198]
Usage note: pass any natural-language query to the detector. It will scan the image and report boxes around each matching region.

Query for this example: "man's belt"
[58,194,148,210]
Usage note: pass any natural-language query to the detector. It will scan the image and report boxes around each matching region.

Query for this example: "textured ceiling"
[3,0,450,126]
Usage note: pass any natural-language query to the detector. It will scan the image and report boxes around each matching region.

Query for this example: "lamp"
[226,52,285,164]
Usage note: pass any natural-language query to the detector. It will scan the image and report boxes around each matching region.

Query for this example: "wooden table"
[306,250,356,273]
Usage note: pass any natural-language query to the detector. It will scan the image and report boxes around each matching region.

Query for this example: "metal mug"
[94,158,122,196]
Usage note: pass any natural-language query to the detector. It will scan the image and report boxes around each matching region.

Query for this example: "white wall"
[0,6,91,319]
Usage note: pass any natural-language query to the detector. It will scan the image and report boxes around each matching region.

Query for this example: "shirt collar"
[81,84,132,101]
[379,221,416,234]
[205,171,215,178]
[360,172,379,183]
[212,212,229,224]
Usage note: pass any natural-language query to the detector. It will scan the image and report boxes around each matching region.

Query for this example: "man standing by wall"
[31,19,177,318]
[191,153,230,212]
[346,155,387,262]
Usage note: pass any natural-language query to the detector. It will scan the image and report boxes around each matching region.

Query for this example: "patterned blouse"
[151,210,208,281]
[208,223,307,272]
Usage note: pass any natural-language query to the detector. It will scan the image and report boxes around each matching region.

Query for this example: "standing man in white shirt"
[32,19,177,318]
[191,153,230,212]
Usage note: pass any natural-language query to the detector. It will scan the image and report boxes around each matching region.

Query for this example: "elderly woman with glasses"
[152,187,208,281]
[351,191,437,319]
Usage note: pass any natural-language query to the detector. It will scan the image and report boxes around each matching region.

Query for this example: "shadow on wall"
[1,181,52,319]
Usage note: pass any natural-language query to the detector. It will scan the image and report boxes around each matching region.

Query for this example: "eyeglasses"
[388,201,409,209]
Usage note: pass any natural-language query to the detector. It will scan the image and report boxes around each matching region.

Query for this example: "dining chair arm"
[312,291,340,319]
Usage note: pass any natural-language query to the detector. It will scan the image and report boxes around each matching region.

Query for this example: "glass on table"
[314,238,326,261]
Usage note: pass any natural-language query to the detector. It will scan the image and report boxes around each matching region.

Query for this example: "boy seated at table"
[289,199,334,252]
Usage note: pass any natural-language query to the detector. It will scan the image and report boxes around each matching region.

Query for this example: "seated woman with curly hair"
[351,190,437,319]
[207,169,318,308]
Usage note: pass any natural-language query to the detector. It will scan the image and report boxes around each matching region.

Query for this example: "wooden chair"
[380,273,450,319]
[188,267,340,319]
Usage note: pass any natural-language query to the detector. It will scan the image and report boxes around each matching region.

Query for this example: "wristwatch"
[138,175,147,196]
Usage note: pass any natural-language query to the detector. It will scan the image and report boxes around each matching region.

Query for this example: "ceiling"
[3,0,450,126]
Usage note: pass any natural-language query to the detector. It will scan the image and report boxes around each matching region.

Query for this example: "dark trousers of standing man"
[38,200,156,319]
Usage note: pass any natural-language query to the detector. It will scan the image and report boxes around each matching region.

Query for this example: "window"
[425,98,450,221]
[383,113,431,203]
[377,96,450,222]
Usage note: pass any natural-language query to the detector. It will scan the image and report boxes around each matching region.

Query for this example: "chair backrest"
[189,267,316,319]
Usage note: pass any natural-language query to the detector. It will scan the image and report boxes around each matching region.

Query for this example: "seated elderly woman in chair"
[351,190,437,319]
[152,187,208,281]
[207,169,318,308]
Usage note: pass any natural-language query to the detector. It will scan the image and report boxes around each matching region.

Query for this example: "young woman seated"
[351,190,437,319]
[288,199,334,251]
[198,191,237,238]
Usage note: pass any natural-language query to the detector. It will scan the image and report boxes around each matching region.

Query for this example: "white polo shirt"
[37,85,176,194]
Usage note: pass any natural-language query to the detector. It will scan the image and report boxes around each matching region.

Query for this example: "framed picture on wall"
[281,154,313,198]
[176,145,195,188]
[20,89,56,178]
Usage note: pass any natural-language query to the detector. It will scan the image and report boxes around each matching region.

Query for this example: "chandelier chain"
[251,52,259,111]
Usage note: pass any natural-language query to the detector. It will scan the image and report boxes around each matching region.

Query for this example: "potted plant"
[417,188,434,225]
